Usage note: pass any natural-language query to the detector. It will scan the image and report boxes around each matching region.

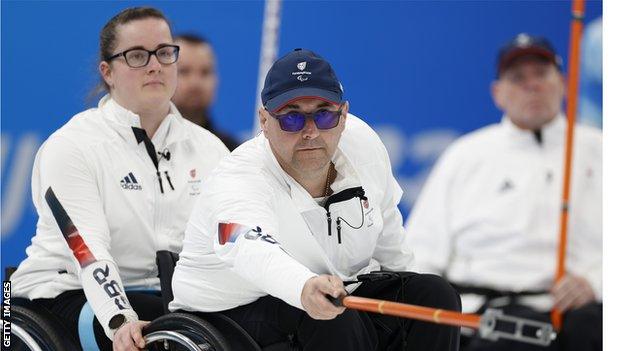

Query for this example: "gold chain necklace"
[323,162,335,197]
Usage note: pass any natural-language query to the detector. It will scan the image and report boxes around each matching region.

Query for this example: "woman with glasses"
[10,7,229,350]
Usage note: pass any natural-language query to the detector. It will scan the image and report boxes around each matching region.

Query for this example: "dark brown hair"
[90,7,172,98]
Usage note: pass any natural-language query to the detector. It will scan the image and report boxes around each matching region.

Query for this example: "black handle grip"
[325,294,345,307]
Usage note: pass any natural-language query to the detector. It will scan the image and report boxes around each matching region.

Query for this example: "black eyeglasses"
[106,45,180,68]
[267,105,344,132]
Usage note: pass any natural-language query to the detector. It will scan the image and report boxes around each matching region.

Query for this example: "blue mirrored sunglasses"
[268,106,343,132]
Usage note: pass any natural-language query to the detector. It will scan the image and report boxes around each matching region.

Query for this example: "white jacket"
[10,95,229,338]
[170,114,415,312]
[405,116,602,312]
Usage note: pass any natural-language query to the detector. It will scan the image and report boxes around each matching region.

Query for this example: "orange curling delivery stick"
[552,0,586,331]
[330,295,556,346]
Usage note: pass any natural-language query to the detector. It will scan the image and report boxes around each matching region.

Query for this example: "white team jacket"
[406,115,602,312]
[170,114,415,312]
[10,95,229,338]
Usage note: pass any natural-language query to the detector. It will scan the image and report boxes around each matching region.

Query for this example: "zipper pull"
[164,170,175,191]
[337,218,342,244]
[326,211,332,236]
[156,171,164,194]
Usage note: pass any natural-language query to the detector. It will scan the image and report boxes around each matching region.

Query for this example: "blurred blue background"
[1,0,602,278]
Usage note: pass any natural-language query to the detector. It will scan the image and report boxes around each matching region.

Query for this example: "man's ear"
[490,80,504,110]
[340,101,349,128]
[558,71,567,99]
[99,61,113,88]
[258,107,269,133]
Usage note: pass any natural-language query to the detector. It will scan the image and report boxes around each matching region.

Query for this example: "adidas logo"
[120,172,142,190]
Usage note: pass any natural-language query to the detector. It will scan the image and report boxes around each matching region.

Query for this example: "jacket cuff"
[281,271,318,310]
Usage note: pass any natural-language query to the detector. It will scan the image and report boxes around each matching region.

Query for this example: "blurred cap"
[497,33,562,77]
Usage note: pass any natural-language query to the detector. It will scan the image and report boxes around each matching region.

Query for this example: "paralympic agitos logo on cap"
[293,61,311,82]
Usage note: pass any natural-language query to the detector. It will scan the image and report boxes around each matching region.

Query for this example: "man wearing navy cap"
[171,48,461,350]
[406,34,602,350]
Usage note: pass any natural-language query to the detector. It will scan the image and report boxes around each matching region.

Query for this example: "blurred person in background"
[172,33,239,151]
[578,17,602,129]
[405,33,602,351]
[9,7,229,351]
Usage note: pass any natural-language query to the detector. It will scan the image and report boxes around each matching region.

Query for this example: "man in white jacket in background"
[405,34,602,351]
[171,48,461,350]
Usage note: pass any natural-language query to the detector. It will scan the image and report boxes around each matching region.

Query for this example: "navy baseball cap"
[262,48,344,113]
[497,33,562,77]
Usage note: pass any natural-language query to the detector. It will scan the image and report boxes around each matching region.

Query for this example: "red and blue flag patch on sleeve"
[218,222,253,245]
[218,223,278,246]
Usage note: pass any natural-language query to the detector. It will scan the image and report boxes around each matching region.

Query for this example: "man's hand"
[301,275,346,320]
[113,320,149,351]
[551,273,596,313]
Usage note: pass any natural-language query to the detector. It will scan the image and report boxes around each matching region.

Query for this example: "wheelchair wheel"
[10,304,80,351]
[144,312,231,351]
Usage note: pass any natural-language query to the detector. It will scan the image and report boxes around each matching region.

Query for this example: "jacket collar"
[98,94,190,148]
[500,113,566,148]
